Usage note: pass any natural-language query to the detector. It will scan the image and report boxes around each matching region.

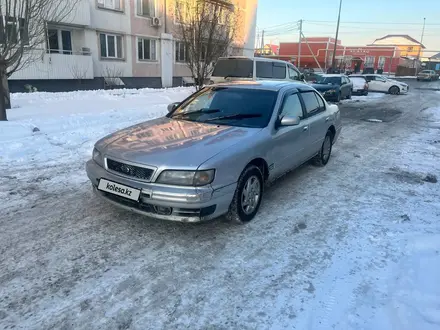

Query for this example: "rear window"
[256,61,286,79]
[212,59,253,78]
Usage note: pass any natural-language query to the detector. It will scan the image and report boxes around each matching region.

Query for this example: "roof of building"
[369,35,426,49]
[430,52,440,59]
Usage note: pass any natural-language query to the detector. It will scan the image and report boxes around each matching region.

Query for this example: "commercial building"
[275,37,402,73]
[8,0,258,92]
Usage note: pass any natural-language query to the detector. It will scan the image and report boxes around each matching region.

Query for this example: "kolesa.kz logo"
[106,182,132,197]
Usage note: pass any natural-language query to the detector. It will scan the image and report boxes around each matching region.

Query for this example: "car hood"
[96,117,261,168]
[311,84,339,91]
[387,79,408,86]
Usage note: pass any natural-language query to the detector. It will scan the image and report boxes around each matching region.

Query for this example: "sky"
[256,0,440,55]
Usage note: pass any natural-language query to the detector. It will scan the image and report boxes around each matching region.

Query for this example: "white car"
[351,74,408,95]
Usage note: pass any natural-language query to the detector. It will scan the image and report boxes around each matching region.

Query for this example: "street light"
[331,0,343,72]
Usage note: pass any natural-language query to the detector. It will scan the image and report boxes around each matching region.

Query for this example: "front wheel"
[312,131,333,166]
[226,165,263,224]
[389,86,400,95]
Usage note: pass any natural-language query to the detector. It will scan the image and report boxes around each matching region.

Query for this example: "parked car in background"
[351,74,408,95]
[210,57,304,84]
[349,76,369,96]
[86,81,342,224]
[310,74,353,102]
[417,70,439,81]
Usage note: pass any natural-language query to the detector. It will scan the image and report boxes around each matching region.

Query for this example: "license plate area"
[98,179,141,201]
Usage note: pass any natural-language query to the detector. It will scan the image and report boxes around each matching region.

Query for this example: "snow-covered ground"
[1,87,440,329]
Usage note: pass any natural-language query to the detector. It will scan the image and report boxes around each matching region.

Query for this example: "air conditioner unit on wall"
[151,17,161,27]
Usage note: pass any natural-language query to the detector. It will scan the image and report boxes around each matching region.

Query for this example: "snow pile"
[0,87,193,165]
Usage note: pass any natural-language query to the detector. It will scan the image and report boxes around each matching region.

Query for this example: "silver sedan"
[86,81,342,224]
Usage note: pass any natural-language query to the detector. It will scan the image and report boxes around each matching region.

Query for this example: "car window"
[212,58,253,78]
[280,93,304,118]
[273,63,287,79]
[170,87,278,128]
[315,93,325,109]
[301,91,320,115]
[256,61,286,79]
[288,66,300,80]
[366,75,375,81]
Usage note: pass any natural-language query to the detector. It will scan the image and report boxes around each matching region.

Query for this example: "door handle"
[325,117,330,122]
[303,126,309,131]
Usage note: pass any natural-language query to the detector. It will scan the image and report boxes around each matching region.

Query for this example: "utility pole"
[416,18,426,73]
[261,30,265,55]
[331,0,343,72]
[298,19,303,68]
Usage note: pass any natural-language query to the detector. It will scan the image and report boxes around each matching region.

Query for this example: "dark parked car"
[310,74,353,102]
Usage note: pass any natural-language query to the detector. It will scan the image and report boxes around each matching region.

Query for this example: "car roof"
[321,74,344,77]
[210,80,315,92]
[217,56,293,65]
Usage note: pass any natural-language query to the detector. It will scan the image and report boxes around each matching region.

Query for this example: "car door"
[365,75,380,92]
[300,91,328,158]
[341,77,349,97]
[270,92,311,176]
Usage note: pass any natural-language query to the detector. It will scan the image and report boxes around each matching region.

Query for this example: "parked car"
[304,72,323,83]
[349,76,369,96]
[310,74,353,102]
[210,57,304,84]
[86,81,342,224]
[417,70,439,81]
[351,74,408,95]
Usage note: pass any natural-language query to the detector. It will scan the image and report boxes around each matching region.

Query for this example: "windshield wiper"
[172,108,221,119]
[203,113,262,122]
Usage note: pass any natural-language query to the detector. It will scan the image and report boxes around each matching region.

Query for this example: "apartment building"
[8,0,258,92]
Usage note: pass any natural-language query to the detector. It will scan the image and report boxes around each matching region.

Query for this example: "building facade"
[274,37,402,73]
[369,34,425,58]
[8,0,258,92]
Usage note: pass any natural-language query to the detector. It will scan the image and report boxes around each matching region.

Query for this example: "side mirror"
[279,116,300,127]
[167,102,179,113]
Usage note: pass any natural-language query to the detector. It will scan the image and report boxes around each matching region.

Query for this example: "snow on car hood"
[96,116,261,168]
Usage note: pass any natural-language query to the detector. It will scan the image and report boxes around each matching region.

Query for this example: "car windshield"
[315,76,341,85]
[421,70,431,74]
[212,59,253,78]
[169,87,277,128]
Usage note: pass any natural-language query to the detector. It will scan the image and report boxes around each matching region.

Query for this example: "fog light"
[154,205,172,215]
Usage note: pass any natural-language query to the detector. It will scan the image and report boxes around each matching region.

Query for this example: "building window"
[97,0,122,11]
[175,41,186,62]
[138,38,157,61]
[0,16,28,45]
[137,0,155,16]
[47,28,72,54]
[365,56,375,68]
[100,33,123,59]
[407,46,414,52]
[378,56,386,69]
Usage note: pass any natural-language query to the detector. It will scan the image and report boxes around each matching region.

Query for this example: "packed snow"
[1,86,440,329]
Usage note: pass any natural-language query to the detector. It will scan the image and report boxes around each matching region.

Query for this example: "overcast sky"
[256,0,440,55]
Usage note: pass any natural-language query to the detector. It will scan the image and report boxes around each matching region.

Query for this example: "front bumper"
[86,160,236,222]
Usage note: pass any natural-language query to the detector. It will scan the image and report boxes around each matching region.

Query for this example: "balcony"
[9,51,94,80]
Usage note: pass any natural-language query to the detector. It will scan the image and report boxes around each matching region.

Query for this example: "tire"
[364,91,369,96]
[312,131,333,167]
[417,78,420,81]
[389,86,400,95]
[226,165,263,224]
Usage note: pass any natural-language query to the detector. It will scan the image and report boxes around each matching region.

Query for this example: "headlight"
[92,148,104,166]
[325,89,336,94]
[156,169,215,186]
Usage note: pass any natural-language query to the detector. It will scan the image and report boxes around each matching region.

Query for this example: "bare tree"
[0,0,81,120]
[173,0,241,90]
[101,64,124,89]
[70,61,89,87]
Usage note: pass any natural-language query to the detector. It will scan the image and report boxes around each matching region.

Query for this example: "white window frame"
[97,0,123,11]
[47,28,72,54]
[175,41,186,63]
[365,56,375,68]
[100,33,124,59]
[378,56,386,69]
[137,37,157,61]
[136,0,156,17]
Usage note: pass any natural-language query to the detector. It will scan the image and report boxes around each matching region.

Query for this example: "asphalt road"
[1,79,439,330]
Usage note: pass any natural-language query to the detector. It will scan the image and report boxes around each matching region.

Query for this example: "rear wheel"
[389,86,400,95]
[312,131,333,166]
[226,165,263,224]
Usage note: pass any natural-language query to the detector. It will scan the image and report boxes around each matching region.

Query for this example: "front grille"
[106,158,154,181]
